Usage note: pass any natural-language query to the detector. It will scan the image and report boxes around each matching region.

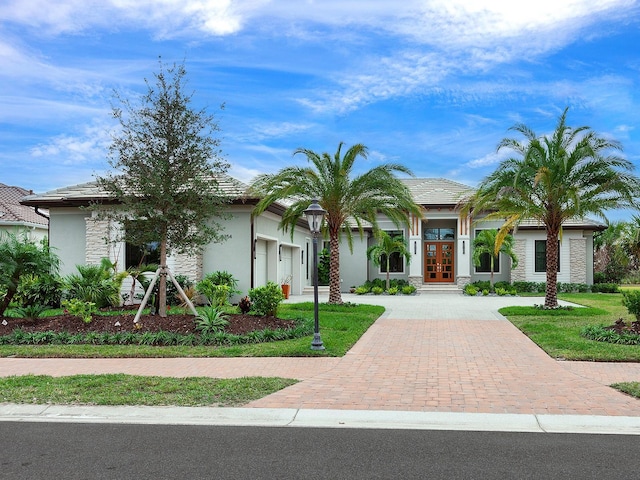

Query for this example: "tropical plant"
[62,298,98,324]
[63,258,127,308]
[196,271,239,306]
[0,232,59,317]
[366,231,411,290]
[93,60,231,317]
[124,263,158,306]
[471,229,518,287]
[465,107,640,308]
[250,142,422,304]
[195,306,229,334]
[15,272,64,308]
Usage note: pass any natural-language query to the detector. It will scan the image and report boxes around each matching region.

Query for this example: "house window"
[380,231,405,273]
[535,240,560,272]
[476,252,499,273]
[125,241,161,269]
[424,228,455,240]
[474,229,500,274]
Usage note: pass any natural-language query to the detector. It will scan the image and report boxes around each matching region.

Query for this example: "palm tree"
[471,229,518,287]
[466,107,640,308]
[251,142,422,304]
[366,231,411,290]
[0,231,59,316]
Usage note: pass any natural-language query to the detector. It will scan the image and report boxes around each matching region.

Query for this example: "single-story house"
[21,176,605,296]
[0,183,49,241]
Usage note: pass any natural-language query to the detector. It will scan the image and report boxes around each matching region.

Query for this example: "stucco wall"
[49,208,89,276]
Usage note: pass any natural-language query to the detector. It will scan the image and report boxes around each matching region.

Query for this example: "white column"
[457,214,471,286]
[408,212,422,286]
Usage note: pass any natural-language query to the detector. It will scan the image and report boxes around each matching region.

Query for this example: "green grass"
[0,374,297,406]
[612,382,640,399]
[503,293,640,362]
[0,302,384,358]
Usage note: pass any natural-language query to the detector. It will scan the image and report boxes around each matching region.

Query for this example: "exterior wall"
[48,208,90,276]
[337,232,370,291]
[0,224,48,242]
[511,229,593,284]
[85,215,112,266]
[511,239,527,282]
[469,220,513,285]
[367,219,410,285]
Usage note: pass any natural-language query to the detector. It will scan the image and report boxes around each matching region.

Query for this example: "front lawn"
[0,374,297,406]
[0,302,384,358]
[502,293,640,362]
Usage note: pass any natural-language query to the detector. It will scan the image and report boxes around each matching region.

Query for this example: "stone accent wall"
[408,276,422,288]
[456,275,471,287]
[511,239,527,282]
[570,238,587,284]
[172,250,203,283]
[85,218,112,265]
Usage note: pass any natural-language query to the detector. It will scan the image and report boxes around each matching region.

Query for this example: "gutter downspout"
[34,206,50,239]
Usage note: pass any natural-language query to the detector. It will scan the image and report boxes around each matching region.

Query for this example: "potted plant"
[281,275,292,299]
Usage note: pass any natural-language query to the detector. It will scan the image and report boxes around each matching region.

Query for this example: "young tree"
[0,231,59,316]
[466,107,640,308]
[471,229,518,287]
[94,60,231,317]
[366,231,411,290]
[251,142,422,304]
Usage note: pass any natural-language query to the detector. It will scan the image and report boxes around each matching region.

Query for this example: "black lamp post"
[304,199,327,351]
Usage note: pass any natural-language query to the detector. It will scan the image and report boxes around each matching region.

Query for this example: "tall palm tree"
[251,142,422,304]
[466,107,640,308]
[366,231,411,290]
[471,229,518,287]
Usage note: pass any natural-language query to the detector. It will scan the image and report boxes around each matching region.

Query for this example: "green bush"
[464,284,478,296]
[593,272,607,284]
[196,271,239,307]
[622,290,640,320]
[318,248,330,286]
[164,274,194,306]
[482,289,489,296]
[354,286,369,295]
[495,287,508,296]
[493,281,511,291]
[387,287,398,295]
[62,298,97,323]
[13,304,48,320]
[591,283,619,293]
[63,259,125,308]
[195,306,230,334]
[371,286,384,295]
[512,281,546,293]
[581,324,640,345]
[15,273,64,308]
[249,281,284,316]
[401,285,416,295]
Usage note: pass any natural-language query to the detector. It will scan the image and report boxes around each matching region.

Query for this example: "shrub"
[464,284,478,296]
[482,289,489,296]
[493,281,511,291]
[495,287,508,296]
[165,274,194,306]
[15,273,64,308]
[591,283,619,293]
[238,296,252,314]
[354,286,369,295]
[195,306,230,334]
[401,285,416,295]
[13,304,47,320]
[557,282,589,293]
[371,286,384,295]
[318,248,330,286]
[512,281,546,293]
[196,271,239,307]
[249,281,284,316]
[593,272,607,284]
[63,259,125,308]
[622,290,640,321]
[387,287,398,295]
[62,298,97,323]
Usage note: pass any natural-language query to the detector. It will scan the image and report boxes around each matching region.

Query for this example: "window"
[423,228,455,240]
[535,240,560,273]
[380,230,405,273]
[476,252,499,273]
[125,241,161,269]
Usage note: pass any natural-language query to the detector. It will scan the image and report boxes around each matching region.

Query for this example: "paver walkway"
[2,293,640,416]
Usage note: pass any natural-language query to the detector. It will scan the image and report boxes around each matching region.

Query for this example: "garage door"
[255,239,268,286]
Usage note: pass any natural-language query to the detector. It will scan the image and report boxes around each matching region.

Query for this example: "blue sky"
[2,1,640,220]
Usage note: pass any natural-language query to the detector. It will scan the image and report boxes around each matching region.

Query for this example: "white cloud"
[30,122,113,165]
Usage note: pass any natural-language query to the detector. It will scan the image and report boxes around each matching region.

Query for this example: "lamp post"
[304,199,327,351]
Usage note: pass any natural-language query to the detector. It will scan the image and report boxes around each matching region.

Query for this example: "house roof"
[401,178,474,206]
[0,183,48,227]
[20,175,254,208]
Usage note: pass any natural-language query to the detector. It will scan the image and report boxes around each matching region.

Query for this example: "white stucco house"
[21,175,605,296]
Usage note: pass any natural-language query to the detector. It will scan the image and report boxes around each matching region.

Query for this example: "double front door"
[424,242,454,282]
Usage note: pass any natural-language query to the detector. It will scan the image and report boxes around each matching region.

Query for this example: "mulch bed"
[0,310,296,336]
[605,318,640,335]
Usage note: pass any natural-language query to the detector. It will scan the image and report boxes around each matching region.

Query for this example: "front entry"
[424,242,455,282]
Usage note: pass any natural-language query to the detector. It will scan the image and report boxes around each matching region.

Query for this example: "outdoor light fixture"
[304,199,327,351]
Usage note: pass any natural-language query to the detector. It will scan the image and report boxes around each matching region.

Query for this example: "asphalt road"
[1,422,638,479]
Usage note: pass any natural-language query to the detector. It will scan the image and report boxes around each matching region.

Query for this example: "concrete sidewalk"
[2,293,640,434]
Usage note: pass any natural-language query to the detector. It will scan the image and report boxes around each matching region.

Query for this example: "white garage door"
[255,239,268,286]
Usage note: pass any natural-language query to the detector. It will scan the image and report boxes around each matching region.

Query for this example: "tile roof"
[20,175,253,207]
[0,183,48,227]
[401,178,474,206]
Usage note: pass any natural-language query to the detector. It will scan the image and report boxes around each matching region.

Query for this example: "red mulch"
[605,318,640,335]
[0,310,295,336]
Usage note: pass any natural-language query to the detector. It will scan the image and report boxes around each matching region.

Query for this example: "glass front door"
[424,242,455,283]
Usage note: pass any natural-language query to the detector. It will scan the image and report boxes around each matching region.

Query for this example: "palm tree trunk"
[328,232,343,304]
[545,228,560,309]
